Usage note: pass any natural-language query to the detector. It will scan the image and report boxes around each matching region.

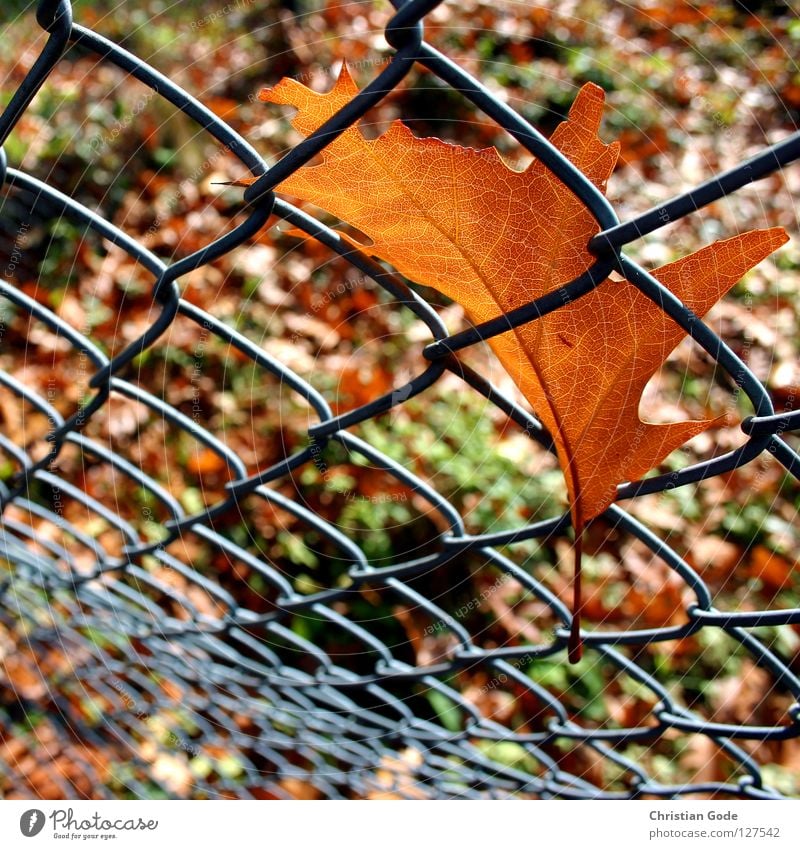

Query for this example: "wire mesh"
[0,0,799,800]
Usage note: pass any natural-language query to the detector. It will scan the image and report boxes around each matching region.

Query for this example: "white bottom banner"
[0,799,798,848]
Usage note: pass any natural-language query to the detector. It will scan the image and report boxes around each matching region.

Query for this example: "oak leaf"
[240,68,788,659]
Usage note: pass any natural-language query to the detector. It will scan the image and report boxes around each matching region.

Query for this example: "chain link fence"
[0,0,799,799]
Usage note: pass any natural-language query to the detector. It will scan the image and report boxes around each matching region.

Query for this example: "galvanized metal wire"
[1,0,800,800]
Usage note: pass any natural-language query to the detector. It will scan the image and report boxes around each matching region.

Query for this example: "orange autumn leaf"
[239,67,787,658]
[186,447,227,475]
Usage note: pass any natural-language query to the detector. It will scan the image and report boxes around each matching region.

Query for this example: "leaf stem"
[568,528,583,663]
